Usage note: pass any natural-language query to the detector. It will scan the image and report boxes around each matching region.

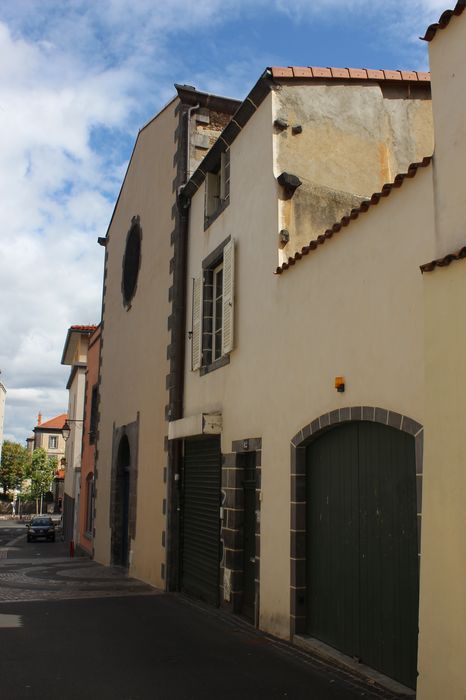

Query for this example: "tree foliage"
[0,441,29,494]
[30,448,56,499]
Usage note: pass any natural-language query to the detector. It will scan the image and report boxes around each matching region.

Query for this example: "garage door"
[181,436,221,605]
[306,421,419,689]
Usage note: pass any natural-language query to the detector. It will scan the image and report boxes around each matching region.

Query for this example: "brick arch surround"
[289,406,423,636]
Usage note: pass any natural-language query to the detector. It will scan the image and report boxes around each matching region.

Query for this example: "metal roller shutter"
[181,436,221,605]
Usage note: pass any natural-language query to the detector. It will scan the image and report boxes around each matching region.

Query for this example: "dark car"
[26,516,56,542]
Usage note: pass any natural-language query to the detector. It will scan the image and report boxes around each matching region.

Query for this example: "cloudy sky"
[0,0,447,443]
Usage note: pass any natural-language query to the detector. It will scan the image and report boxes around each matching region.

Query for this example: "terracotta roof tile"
[420,246,466,272]
[274,156,432,275]
[348,68,368,79]
[69,325,98,332]
[35,413,68,430]
[421,1,465,41]
[330,67,350,79]
[291,67,313,78]
[383,70,402,80]
[309,66,332,78]
[270,66,430,83]
[270,66,294,78]
[400,71,418,81]
[366,69,385,80]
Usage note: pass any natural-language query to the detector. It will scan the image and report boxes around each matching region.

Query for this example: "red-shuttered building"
[76,325,101,555]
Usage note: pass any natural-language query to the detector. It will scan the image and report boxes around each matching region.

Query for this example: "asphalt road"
[0,519,407,700]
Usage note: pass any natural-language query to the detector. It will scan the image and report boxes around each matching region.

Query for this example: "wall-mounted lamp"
[335,376,345,393]
[62,419,84,442]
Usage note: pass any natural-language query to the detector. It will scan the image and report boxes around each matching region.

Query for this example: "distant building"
[30,412,67,513]
[61,325,97,545]
[31,412,67,463]
[77,325,101,556]
[0,380,6,452]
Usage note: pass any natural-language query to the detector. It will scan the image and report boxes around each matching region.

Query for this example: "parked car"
[26,516,56,542]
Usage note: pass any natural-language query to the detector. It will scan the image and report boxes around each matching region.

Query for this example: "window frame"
[191,236,235,375]
[121,215,142,308]
[204,150,230,230]
[48,435,58,450]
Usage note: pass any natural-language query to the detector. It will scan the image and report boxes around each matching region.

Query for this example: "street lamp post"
[61,419,83,442]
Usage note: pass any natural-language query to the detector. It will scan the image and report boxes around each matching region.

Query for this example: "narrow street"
[0,519,408,700]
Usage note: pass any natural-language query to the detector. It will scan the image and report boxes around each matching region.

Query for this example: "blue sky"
[0,0,447,444]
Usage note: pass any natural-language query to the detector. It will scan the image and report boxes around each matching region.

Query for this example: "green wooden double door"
[306,421,419,689]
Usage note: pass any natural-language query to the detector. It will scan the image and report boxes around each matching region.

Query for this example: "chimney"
[37,411,42,426]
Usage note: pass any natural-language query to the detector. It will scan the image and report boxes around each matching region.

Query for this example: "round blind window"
[122,218,141,306]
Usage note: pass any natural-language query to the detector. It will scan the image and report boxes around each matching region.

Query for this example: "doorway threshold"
[293,635,415,698]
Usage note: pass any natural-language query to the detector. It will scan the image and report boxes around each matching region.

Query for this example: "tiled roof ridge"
[35,413,68,430]
[420,246,466,272]
[270,66,430,82]
[421,1,465,41]
[274,156,432,275]
[69,325,98,332]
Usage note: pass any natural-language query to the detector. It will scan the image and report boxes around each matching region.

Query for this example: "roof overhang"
[180,71,271,203]
[61,327,95,366]
[421,0,465,41]
[180,66,431,205]
[175,84,241,114]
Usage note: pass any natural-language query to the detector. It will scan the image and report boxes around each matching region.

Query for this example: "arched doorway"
[290,408,423,690]
[113,435,131,567]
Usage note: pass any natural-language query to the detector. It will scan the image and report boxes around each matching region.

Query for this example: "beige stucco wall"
[417,261,466,700]
[416,14,466,700]
[34,428,66,462]
[429,15,466,258]
[273,82,433,257]
[183,88,436,639]
[93,100,177,586]
[63,334,89,513]
[64,367,86,543]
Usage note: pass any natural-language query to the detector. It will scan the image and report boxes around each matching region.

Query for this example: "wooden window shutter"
[192,275,202,371]
[222,239,235,355]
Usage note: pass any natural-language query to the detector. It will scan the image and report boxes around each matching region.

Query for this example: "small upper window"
[122,216,142,306]
[48,436,58,449]
[204,151,230,228]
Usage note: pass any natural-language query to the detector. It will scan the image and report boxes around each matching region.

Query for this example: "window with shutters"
[191,237,234,374]
[204,151,230,229]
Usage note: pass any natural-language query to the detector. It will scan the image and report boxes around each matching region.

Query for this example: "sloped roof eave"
[421,0,466,41]
[181,65,431,203]
[274,156,433,275]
